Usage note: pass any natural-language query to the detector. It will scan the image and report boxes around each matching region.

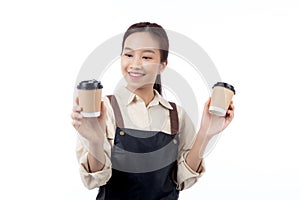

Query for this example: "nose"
[130,56,142,69]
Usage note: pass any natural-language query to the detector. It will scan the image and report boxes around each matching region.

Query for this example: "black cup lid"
[77,79,103,90]
[213,82,235,94]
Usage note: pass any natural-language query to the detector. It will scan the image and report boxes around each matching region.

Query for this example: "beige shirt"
[76,86,205,191]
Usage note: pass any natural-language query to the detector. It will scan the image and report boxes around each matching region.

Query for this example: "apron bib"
[96,95,179,200]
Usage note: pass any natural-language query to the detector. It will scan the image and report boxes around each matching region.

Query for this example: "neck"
[127,85,155,106]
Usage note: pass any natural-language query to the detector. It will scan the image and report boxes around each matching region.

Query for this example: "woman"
[71,22,234,200]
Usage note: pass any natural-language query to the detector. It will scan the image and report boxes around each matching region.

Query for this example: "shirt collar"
[152,90,173,110]
[115,86,173,110]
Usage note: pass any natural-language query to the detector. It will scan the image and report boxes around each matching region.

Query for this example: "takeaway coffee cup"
[209,82,235,117]
[77,80,103,117]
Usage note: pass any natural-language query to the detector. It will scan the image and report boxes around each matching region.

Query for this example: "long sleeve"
[75,87,205,190]
[175,105,205,190]
[75,97,116,189]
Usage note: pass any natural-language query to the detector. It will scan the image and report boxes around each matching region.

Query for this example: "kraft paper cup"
[209,82,235,117]
[77,79,103,117]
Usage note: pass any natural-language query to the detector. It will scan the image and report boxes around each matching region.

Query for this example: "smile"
[128,72,145,77]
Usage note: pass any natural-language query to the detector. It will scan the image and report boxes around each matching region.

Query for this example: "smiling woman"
[121,22,169,95]
[71,22,235,200]
[121,32,166,105]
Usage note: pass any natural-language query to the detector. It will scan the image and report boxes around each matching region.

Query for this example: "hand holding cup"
[209,82,235,117]
[199,82,235,138]
[71,80,106,143]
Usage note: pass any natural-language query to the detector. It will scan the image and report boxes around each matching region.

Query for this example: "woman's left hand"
[200,98,235,139]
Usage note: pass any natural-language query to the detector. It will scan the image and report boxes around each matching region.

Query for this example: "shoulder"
[102,95,112,107]
[170,103,196,133]
[102,95,115,120]
[167,102,186,118]
[166,101,191,128]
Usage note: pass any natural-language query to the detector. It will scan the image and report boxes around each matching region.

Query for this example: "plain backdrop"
[1,0,300,199]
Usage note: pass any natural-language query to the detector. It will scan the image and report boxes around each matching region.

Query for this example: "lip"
[128,71,145,79]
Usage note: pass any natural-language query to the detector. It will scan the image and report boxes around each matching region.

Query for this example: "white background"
[1,0,300,199]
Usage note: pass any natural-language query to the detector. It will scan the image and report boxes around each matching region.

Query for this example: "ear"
[159,60,168,74]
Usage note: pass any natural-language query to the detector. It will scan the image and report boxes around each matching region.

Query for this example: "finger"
[99,101,107,119]
[231,104,235,111]
[228,105,234,110]
[203,97,211,111]
[225,109,234,123]
[71,121,77,129]
[206,97,211,107]
[76,96,79,105]
[71,112,83,120]
[203,97,211,114]
[72,120,82,129]
[73,105,82,112]
[227,109,234,118]
[228,101,234,110]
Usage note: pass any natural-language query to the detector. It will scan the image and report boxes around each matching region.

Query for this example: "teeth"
[129,72,144,77]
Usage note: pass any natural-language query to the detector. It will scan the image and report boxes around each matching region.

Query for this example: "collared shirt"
[76,86,205,191]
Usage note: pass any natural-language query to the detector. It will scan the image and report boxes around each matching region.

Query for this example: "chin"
[125,77,155,90]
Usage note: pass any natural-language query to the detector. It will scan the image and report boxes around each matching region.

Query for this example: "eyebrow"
[123,47,156,54]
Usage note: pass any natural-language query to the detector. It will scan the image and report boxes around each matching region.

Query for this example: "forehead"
[123,32,160,51]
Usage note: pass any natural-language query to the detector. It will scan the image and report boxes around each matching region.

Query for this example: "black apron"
[96,95,180,200]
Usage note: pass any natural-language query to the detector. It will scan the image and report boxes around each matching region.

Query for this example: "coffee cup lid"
[77,79,103,90]
[213,82,235,94]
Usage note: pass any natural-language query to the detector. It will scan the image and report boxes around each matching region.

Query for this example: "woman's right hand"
[71,97,107,144]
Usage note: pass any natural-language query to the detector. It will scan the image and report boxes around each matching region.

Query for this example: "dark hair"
[122,22,169,95]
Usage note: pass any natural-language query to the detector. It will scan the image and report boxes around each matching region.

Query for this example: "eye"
[142,56,152,60]
[124,53,133,58]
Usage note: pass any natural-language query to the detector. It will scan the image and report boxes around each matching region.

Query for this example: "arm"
[72,99,107,170]
[175,105,205,190]
[72,97,115,189]
[75,137,112,189]
[186,98,235,172]
[87,143,105,172]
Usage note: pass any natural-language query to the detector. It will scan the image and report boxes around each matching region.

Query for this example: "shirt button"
[119,131,125,136]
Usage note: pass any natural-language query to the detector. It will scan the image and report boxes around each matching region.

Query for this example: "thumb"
[206,97,211,107]
[204,97,211,114]
[99,101,106,119]
[75,96,79,105]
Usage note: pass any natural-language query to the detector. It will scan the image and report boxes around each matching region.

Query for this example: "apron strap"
[107,95,179,135]
[168,102,179,135]
[107,95,124,128]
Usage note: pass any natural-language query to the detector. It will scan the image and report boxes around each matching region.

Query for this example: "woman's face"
[121,32,167,91]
